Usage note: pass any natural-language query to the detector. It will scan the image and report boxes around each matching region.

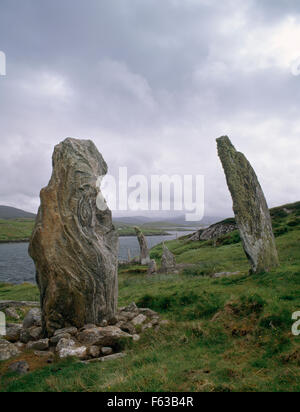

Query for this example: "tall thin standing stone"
[29,138,119,336]
[216,136,279,274]
[134,227,150,265]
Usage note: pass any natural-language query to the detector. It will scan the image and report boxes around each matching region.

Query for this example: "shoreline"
[0,231,195,244]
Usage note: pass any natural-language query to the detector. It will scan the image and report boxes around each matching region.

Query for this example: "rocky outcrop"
[160,244,177,273]
[189,220,237,242]
[29,138,119,336]
[217,136,279,273]
[134,227,150,265]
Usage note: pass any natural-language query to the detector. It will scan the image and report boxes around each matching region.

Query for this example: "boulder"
[26,339,49,351]
[77,326,132,347]
[29,326,43,341]
[5,324,22,343]
[134,227,150,265]
[87,346,101,358]
[132,334,140,342]
[20,328,32,344]
[29,138,119,336]
[53,327,78,337]
[50,333,72,345]
[56,338,76,352]
[0,339,20,361]
[122,302,138,313]
[23,308,42,329]
[138,308,158,318]
[132,314,147,326]
[100,352,126,362]
[58,346,87,360]
[8,361,29,375]
[5,307,20,320]
[217,136,279,273]
[101,347,113,356]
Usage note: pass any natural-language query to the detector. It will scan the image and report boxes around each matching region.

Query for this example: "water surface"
[0,231,193,285]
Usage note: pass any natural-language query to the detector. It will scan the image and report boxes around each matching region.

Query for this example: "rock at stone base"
[80,324,97,331]
[122,302,138,313]
[87,346,100,358]
[29,326,43,341]
[55,338,87,359]
[132,334,140,342]
[147,259,158,275]
[5,307,20,321]
[26,339,49,351]
[20,328,32,344]
[138,308,158,318]
[23,308,42,329]
[50,333,72,345]
[77,326,132,347]
[5,324,22,343]
[0,339,20,361]
[100,352,126,362]
[132,314,147,326]
[118,322,136,335]
[53,327,78,337]
[29,138,119,337]
[8,361,29,375]
[56,338,76,352]
[101,347,113,356]
[216,136,279,274]
[58,346,87,360]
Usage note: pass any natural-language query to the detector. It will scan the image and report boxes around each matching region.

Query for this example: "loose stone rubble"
[0,302,165,364]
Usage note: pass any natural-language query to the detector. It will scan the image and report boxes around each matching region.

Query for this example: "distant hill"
[0,205,36,220]
[113,215,225,228]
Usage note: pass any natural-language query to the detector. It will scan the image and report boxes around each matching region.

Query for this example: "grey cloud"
[0,0,299,218]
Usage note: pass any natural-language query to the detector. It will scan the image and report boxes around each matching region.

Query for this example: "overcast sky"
[0,0,300,218]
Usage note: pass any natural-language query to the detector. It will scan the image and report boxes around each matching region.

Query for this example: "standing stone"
[160,244,176,273]
[147,259,157,276]
[29,138,119,337]
[127,249,132,263]
[216,136,279,273]
[134,227,150,265]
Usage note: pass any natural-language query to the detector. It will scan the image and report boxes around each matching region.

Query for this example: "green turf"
[0,203,299,392]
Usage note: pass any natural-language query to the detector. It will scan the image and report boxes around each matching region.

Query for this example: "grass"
[0,219,35,242]
[0,203,300,392]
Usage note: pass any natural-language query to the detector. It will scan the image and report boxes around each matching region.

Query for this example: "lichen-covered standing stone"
[29,138,118,336]
[216,136,279,273]
[160,244,176,273]
[134,227,150,265]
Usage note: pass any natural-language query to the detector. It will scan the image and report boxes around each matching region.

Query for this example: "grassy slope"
[0,203,300,392]
[0,219,35,242]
